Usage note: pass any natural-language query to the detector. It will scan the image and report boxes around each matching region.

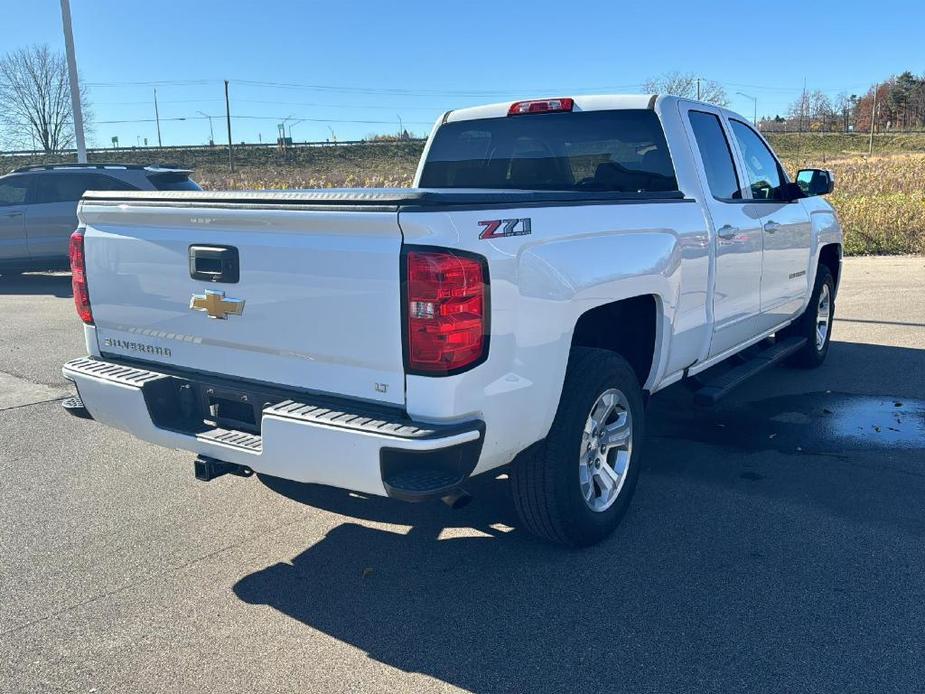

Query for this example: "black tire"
[511,347,645,547]
[785,265,835,369]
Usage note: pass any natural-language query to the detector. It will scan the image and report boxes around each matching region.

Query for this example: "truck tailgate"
[79,200,405,405]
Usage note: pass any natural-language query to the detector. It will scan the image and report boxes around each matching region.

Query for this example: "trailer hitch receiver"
[194,456,254,482]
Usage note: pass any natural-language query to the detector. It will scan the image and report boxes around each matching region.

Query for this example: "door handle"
[3,211,23,218]
[716,224,739,240]
[763,220,780,234]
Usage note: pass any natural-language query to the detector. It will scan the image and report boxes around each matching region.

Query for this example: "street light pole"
[154,88,163,148]
[59,0,87,163]
[287,119,304,142]
[736,91,758,125]
[197,111,214,145]
[224,80,234,172]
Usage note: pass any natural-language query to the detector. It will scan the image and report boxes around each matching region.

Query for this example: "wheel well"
[819,243,841,291]
[570,295,657,387]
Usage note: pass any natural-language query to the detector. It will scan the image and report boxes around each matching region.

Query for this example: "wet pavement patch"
[739,471,765,481]
[652,392,925,454]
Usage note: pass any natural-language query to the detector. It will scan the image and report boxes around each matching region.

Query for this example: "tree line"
[759,72,925,133]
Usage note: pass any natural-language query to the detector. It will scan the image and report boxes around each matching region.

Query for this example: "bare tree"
[809,90,835,131]
[641,71,729,107]
[0,44,92,152]
[833,92,850,132]
[787,89,810,131]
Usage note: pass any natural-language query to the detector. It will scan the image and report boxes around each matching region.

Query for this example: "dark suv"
[0,163,200,272]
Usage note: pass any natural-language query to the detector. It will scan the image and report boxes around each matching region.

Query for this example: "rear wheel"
[511,347,645,547]
[785,265,835,368]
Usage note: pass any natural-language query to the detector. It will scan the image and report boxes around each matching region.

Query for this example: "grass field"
[3,133,923,255]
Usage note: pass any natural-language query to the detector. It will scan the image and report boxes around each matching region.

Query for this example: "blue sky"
[3,0,923,147]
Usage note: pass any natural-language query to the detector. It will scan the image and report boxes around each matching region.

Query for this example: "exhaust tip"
[440,490,472,510]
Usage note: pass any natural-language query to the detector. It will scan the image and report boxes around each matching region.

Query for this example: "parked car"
[0,163,199,272]
[62,95,841,546]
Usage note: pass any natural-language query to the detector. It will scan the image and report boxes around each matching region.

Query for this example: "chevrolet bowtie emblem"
[190,289,245,320]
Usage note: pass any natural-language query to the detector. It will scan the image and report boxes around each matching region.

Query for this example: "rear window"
[148,173,201,191]
[419,109,678,193]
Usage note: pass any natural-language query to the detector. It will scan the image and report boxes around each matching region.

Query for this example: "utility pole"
[696,78,701,101]
[154,88,162,148]
[868,83,879,156]
[224,80,234,172]
[59,0,87,163]
[798,78,807,133]
[397,114,404,138]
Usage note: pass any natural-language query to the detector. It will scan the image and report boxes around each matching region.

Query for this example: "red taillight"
[405,250,488,374]
[508,97,574,116]
[69,229,93,324]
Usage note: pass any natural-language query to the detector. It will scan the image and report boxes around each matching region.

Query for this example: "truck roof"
[444,94,658,123]
[8,163,192,176]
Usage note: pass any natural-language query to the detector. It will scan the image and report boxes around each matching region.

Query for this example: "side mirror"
[796,168,835,196]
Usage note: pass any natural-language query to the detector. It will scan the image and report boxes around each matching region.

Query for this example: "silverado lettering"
[102,338,172,357]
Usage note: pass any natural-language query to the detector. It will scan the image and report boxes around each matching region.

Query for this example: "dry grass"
[185,142,420,191]
[782,153,925,255]
[3,136,922,255]
[195,165,414,191]
[199,150,925,256]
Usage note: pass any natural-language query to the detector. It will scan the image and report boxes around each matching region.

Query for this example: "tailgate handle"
[189,245,239,283]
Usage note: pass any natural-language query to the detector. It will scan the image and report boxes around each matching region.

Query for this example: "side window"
[34,174,85,203]
[33,173,137,204]
[729,120,784,200]
[0,177,30,206]
[688,111,742,200]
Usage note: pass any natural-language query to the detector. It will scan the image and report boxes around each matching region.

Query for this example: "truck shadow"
[232,341,925,692]
[0,271,72,297]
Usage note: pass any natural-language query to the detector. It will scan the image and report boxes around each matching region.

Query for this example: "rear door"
[27,172,138,260]
[80,200,407,405]
[0,176,30,262]
[727,119,812,327]
[682,105,766,358]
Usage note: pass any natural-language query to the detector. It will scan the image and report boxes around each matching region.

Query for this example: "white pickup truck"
[63,95,842,546]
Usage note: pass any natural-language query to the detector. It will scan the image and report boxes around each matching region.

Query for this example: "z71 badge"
[478,217,532,239]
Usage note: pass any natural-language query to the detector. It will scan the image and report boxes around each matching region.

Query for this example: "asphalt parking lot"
[1,256,923,693]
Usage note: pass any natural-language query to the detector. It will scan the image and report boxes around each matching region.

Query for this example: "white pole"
[59,0,87,163]
[868,84,879,156]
